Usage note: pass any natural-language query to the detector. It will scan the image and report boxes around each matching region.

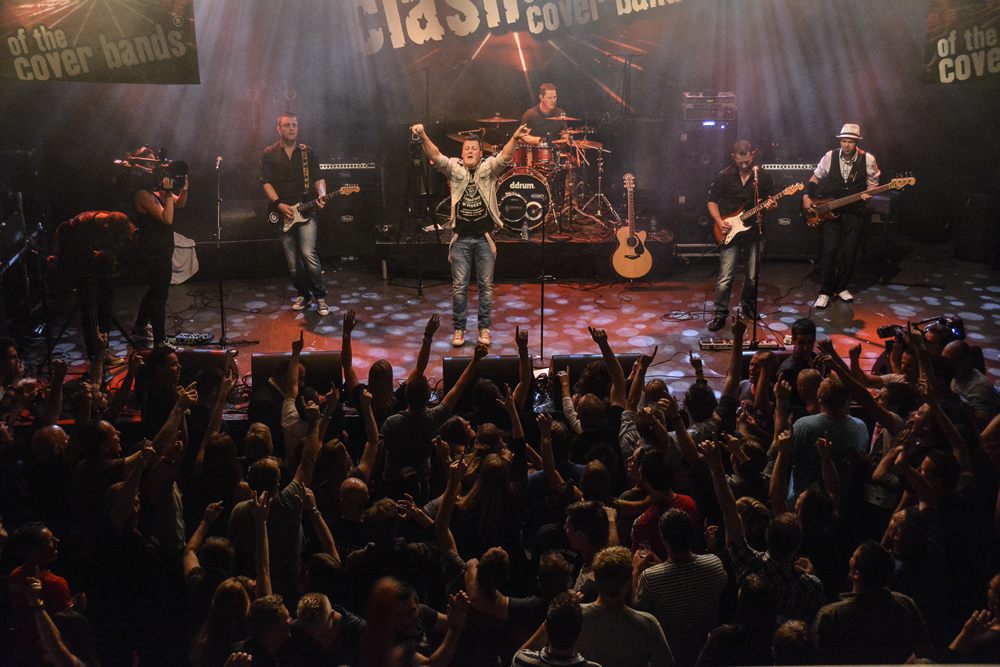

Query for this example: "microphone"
[753,165,758,181]
[216,156,222,169]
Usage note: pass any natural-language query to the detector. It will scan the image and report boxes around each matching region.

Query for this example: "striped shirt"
[635,554,728,667]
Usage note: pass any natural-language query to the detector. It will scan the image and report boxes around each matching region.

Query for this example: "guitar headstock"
[889,174,915,190]
[624,173,635,191]
[784,183,805,196]
[340,185,360,195]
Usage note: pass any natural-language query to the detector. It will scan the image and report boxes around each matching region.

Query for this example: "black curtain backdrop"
[0,0,997,237]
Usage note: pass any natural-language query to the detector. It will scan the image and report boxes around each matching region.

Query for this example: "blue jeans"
[713,230,759,317]
[278,217,326,298]
[451,234,495,331]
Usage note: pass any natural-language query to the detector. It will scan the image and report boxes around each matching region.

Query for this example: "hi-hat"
[476,114,518,123]
[568,126,596,134]
[553,139,603,150]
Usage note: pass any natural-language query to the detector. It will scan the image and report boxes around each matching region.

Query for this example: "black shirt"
[521,105,568,142]
[707,164,775,218]
[260,141,321,205]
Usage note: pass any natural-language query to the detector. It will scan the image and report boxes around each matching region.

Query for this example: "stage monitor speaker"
[548,353,640,391]
[251,351,343,394]
[760,165,820,261]
[441,355,521,412]
[175,349,241,388]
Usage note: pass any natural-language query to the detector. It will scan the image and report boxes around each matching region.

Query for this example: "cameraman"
[53,211,135,361]
[129,147,188,348]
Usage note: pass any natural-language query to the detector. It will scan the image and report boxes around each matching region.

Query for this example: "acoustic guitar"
[611,174,651,279]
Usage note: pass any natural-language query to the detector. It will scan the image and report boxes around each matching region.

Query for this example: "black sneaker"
[707,316,727,332]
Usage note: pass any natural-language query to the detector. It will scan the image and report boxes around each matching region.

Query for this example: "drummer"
[520,83,569,145]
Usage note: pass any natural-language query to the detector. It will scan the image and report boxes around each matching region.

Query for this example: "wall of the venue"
[0,0,997,252]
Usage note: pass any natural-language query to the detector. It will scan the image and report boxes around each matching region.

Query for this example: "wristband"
[804,181,818,197]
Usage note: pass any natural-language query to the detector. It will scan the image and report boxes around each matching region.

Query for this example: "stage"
[23,236,1000,396]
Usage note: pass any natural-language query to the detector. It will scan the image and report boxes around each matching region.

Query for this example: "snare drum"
[495,168,552,233]
[532,142,554,167]
[511,144,529,167]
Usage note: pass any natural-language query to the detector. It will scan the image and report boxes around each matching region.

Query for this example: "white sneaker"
[316,298,330,317]
[813,294,831,309]
[291,296,308,312]
[478,329,491,345]
[452,330,465,347]
[837,290,854,303]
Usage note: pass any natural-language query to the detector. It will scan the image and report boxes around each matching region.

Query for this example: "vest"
[827,149,868,216]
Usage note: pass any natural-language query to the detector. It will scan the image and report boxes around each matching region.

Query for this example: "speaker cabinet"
[175,349,241,388]
[548,353,640,392]
[442,355,522,412]
[667,121,738,244]
[251,351,343,394]
[760,166,820,261]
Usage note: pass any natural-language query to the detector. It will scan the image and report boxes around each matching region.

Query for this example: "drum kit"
[445,114,615,236]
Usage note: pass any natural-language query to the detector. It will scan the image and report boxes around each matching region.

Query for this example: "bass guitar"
[611,173,651,279]
[714,183,805,245]
[804,176,915,227]
[267,185,360,233]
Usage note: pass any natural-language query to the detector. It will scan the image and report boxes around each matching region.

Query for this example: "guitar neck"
[823,182,893,210]
[627,188,635,233]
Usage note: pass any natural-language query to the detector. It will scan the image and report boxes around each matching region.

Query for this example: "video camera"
[113,148,188,193]
[876,316,965,351]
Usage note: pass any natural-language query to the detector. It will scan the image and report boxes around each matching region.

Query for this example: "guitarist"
[261,113,330,317]
[802,123,880,310]
[706,141,775,333]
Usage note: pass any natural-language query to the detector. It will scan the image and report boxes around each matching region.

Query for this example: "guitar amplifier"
[318,157,384,259]
[760,164,820,261]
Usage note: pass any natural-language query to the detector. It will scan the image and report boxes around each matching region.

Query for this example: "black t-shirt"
[260,141,321,205]
[279,607,365,667]
[707,163,775,218]
[521,105,568,142]
[454,178,493,237]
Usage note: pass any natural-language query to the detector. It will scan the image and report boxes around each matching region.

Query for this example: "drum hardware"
[581,151,620,229]
[447,130,497,154]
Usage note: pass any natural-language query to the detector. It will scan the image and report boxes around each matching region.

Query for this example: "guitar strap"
[300,145,310,198]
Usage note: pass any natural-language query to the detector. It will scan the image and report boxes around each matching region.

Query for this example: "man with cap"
[802,123,880,310]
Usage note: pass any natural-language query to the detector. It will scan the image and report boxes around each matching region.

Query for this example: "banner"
[923,0,1000,83]
[1,0,199,84]
[345,0,683,56]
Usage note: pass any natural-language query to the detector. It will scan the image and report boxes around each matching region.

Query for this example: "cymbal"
[568,126,596,134]
[447,133,497,153]
[552,139,603,150]
[476,114,518,123]
[551,114,581,121]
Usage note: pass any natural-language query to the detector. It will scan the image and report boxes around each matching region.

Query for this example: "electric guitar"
[804,176,915,227]
[267,185,360,233]
[714,183,805,245]
[611,174,652,279]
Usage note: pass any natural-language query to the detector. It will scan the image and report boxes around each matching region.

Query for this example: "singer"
[706,140,775,332]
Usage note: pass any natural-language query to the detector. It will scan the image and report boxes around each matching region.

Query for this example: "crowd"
[1,310,999,667]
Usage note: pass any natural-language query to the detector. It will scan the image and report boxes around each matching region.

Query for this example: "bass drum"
[496,168,551,233]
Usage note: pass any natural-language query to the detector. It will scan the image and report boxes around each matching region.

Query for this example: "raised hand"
[303,400,322,424]
[775,379,792,404]
[657,394,681,422]
[639,346,658,370]
[515,326,528,351]
[447,590,471,630]
[814,435,831,458]
[50,359,68,380]
[497,384,516,413]
[203,500,224,525]
[589,326,608,345]
[731,312,747,339]
[816,339,836,356]
[253,491,272,524]
[473,343,488,360]
[300,486,317,511]
[775,429,793,456]
[702,436,724,470]
[537,411,553,438]
[292,331,305,355]
[343,309,358,335]
[360,389,373,410]
[176,381,198,409]
[557,366,571,390]
[688,351,703,373]
[424,314,440,338]
[848,343,862,361]
[127,348,145,375]
[448,457,469,486]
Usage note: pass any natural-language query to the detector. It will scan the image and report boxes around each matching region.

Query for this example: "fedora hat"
[836,123,863,140]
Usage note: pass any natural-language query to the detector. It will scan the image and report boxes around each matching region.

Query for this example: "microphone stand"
[749,166,762,350]
[215,157,230,346]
